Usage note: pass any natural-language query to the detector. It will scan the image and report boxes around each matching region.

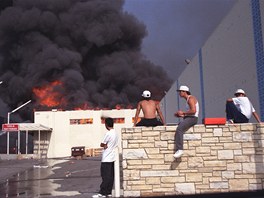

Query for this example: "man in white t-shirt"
[226,89,261,123]
[92,117,119,198]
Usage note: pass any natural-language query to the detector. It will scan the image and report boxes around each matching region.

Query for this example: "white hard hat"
[235,89,245,95]
[142,90,151,98]
[177,85,190,92]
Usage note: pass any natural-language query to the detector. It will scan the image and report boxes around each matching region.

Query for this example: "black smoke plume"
[0,0,172,122]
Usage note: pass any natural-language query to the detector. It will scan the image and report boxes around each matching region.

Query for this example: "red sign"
[2,124,19,131]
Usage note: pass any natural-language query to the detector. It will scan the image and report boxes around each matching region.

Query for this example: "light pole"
[7,100,32,156]
[7,100,31,124]
[185,59,191,64]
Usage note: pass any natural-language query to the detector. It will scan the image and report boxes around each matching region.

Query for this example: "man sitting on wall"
[134,90,165,127]
[226,89,261,123]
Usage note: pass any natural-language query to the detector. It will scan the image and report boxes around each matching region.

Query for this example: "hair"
[105,117,114,127]
[180,90,191,95]
[142,96,151,100]
[235,93,245,97]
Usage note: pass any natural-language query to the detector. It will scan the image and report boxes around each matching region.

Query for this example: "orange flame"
[115,104,122,110]
[33,81,66,107]
[74,102,90,110]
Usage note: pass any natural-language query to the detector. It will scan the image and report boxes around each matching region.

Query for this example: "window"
[132,117,141,123]
[101,118,125,124]
[70,118,93,125]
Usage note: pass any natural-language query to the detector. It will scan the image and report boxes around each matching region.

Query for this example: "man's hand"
[175,110,184,117]
[100,143,108,149]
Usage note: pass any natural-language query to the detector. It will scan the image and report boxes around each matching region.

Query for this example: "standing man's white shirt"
[232,97,255,119]
[101,128,118,162]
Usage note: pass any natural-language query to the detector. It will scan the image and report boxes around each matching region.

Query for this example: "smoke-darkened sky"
[0,0,172,122]
[124,0,237,79]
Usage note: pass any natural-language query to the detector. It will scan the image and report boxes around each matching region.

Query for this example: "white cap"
[177,85,190,92]
[235,89,245,95]
[142,90,151,98]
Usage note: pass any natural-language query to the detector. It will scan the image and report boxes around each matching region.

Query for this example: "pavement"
[0,155,103,197]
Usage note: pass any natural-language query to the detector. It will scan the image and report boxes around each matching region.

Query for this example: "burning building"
[0,0,172,124]
[34,108,138,158]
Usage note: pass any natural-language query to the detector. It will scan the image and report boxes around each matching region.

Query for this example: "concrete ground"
[0,155,103,197]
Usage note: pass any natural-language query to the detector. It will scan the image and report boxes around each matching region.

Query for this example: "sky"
[123,0,237,80]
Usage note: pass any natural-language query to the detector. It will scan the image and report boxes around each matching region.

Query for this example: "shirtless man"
[134,90,165,127]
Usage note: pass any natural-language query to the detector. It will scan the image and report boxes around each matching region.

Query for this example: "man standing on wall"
[174,85,199,158]
[226,89,261,123]
[134,90,165,127]
[92,117,119,198]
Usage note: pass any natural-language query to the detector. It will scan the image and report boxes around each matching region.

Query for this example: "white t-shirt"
[232,97,255,119]
[101,128,119,162]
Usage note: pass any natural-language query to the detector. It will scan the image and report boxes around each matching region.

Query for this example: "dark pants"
[99,162,114,195]
[175,116,198,150]
[136,118,163,127]
[226,101,249,123]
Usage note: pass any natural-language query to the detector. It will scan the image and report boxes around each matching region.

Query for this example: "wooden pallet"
[85,148,103,157]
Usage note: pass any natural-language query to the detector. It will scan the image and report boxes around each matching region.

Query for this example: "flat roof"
[17,123,52,131]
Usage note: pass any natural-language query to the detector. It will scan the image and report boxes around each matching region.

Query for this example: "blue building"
[161,0,264,124]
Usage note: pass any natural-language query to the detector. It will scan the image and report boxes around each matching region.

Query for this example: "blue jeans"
[175,116,198,150]
[226,101,249,123]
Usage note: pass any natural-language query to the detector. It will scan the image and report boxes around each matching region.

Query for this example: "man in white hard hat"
[226,89,261,123]
[134,90,165,127]
[174,85,199,158]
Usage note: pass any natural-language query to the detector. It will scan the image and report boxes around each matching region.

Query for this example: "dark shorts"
[136,118,163,127]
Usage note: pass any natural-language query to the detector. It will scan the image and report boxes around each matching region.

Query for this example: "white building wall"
[34,111,71,158]
[161,0,264,124]
[34,109,136,158]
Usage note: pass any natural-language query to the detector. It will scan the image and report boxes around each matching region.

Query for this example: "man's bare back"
[134,92,165,127]
[139,100,159,119]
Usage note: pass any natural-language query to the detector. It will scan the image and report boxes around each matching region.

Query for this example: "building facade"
[161,0,264,124]
[34,109,136,158]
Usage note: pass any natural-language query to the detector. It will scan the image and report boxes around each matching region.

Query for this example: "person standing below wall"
[134,90,165,127]
[174,85,199,158]
[92,117,119,198]
[226,89,261,124]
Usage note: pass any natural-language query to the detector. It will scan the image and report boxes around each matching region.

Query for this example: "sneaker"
[226,119,234,124]
[107,195,112,197]
[173,150,184,158]
[92,194,106,198]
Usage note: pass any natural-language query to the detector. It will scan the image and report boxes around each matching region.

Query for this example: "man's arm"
[156,102,165,125]
[133,102,141,126]
[100,143,107,149]
[252,112,261,123]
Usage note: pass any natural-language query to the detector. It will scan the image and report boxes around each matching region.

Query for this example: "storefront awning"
[17,123,52,131]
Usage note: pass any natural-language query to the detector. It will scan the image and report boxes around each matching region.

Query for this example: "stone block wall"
[121,124,264,197]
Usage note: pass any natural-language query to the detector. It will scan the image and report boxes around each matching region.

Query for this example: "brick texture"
[121,123,264,197]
